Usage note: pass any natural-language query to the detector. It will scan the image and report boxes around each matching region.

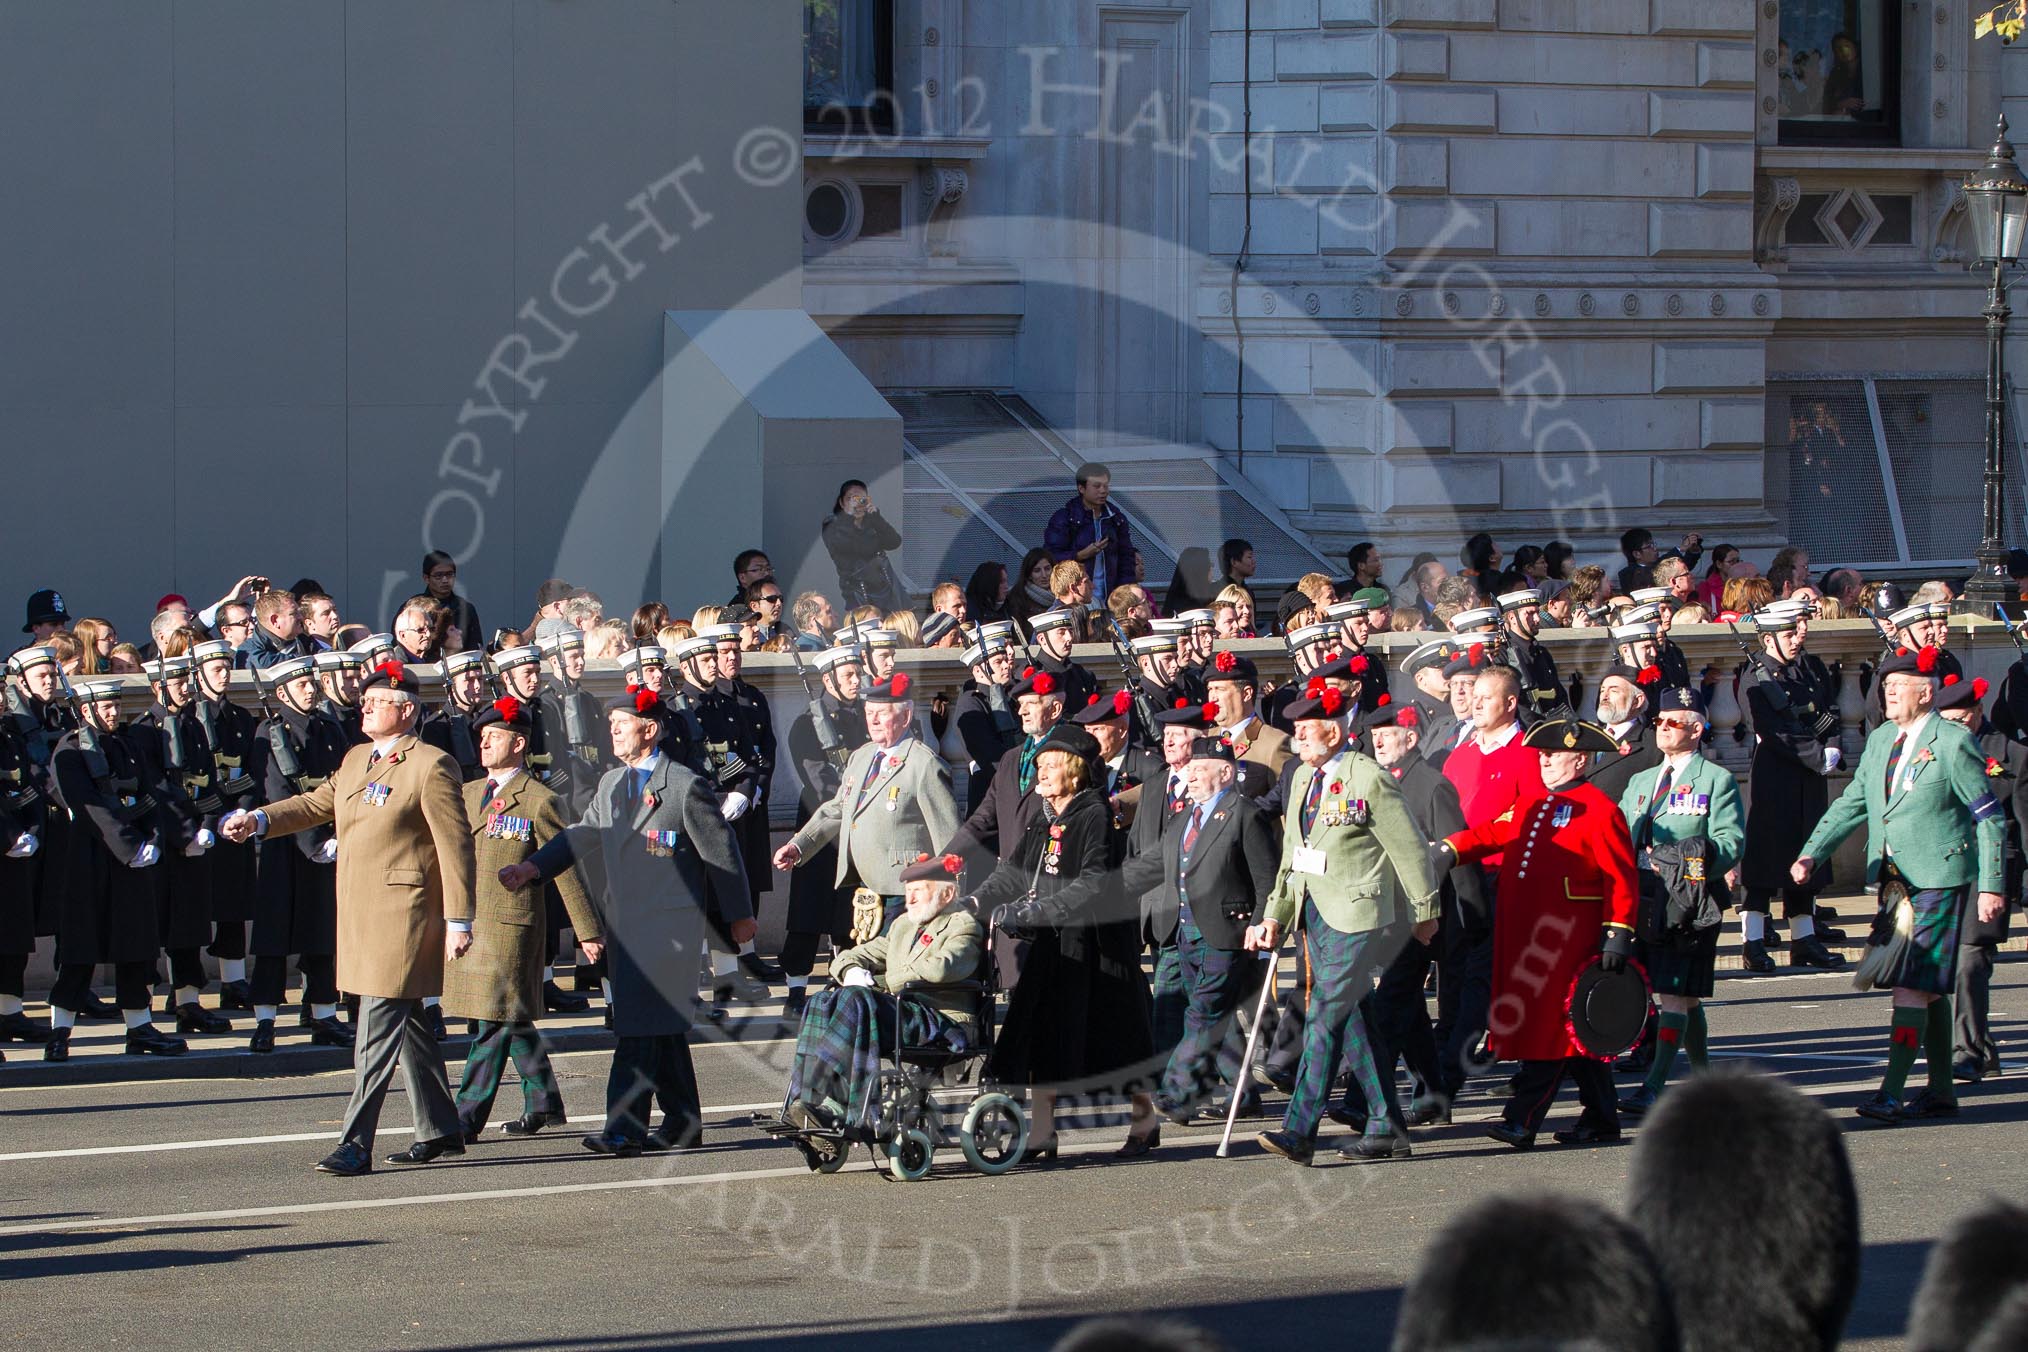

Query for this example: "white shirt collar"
[371,735,403,759]
[487,766,521,790]
[1471,721,1522,754]
[1661,749,1698,775]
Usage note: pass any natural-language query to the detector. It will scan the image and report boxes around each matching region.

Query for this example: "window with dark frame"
[1776,0,1900,145]
[805,0,897,134]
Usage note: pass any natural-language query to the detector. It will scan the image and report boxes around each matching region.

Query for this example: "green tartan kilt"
[1861,882,1966,996]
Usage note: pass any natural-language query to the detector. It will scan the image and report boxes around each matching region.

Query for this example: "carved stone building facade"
[808,0,2028,575]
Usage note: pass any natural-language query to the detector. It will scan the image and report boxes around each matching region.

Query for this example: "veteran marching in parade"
[3,570,2024,1192]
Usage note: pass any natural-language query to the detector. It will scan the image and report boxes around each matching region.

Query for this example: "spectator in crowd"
[882,610,922,648]
[1543,539,1576,580]
[419,550,480,650]
[1458,531,1500,586]
[1044,462,1136,606]
[1050,559,1092,613]
[583,619,630,661]
[109,643,142,673]
[300,592,341,650]
[562,591,603,633]
[1212,584,1255,638]
[790,590,835,652]
[47,631,81,672]
[1107,584,1153,636]
[1510,544,1547,587]
[1217,538,1255,592]
[1620,527,1661,593]
[70,617,118,676]
[822,479,908,612]
[1721,575,1773,621]
[1669,603,1709,627]
[528,579,575,638]
[742,578,788,646]
[1653,554,1696,607]
[1009,547,1057,629]
[1290,572,1336,613]
[1564,566,1611,628]
[333,622,372,652]
[965,560,1011,627]
[929,582,967,628]
[393,599,444,664]
[630,602,669,644]
[1539,580,1574,628]
[1164,546,1219,616]
[728,550,774,610]
[1768,546,1811,598]
[1346,540,1384,591]
[235,588,315,670]
[1700,543,1741,612]
[1910,578,1957,607]
[139,595,195,662]
[1820,566,1865,612]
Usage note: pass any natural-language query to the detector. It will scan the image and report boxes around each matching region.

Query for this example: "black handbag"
[1636,837,1721,944]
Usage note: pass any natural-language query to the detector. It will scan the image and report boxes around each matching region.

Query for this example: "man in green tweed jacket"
[1794,646,2008,1125]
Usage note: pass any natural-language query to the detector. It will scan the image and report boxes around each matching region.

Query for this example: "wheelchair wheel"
[958,1093,1028,1176]
[886,1129,935,1181]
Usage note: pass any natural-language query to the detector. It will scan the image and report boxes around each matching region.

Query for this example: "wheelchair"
[758,961,1030,1181]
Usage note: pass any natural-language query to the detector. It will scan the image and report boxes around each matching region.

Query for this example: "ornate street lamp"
[1960,114,2028,614]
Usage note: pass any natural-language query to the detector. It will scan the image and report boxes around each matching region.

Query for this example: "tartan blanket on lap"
[784,988,968,1134]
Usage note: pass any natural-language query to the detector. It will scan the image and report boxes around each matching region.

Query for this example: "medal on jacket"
[644,827,680,857]
[887,784,900,813]
[364,783,391,807]
[1552,802,1573,828]
[488,813,532,842]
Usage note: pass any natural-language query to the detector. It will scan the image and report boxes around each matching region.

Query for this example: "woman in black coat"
[821,479,908,612]
[971,724,1157,1162]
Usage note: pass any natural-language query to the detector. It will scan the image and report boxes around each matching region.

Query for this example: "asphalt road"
[5,961,2025,1352]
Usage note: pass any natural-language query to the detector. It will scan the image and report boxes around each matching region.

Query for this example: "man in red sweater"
[1433,663,1544,1101]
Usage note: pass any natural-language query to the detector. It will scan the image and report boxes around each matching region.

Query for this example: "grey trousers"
[340,995,461,1151]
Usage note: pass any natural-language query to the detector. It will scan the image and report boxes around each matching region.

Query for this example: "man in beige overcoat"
[443,694,603,1141]
[224,661,476,1176]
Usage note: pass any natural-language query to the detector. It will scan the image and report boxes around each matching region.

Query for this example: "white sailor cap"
[314,650,362,673]
[815,646,861,673]
[143,655,192,681]
[190,639,235,664]
[1129,633,1177,657]
[979,620,1019,642]
[1887,604,1926,628]
[1622,603,1668,626]
[960,642,992,668]
[536,629,583,656]
[443,648,489,675]
[1496,588,1542,613]
[1030,609,1078,635]
[697,624,744,644]
[1289,622,1335,650]
[1629,587,1673,607]
[1449,607,1499,632]
[832,623,868,645]
[351,632,396,656]
[1751,605,1805,634]
[1177,609,1217,630]
[73,678,124,703]
[1611,621,1661,644]
[620,645,665,671]
[491,644,542,672]
[9,645,59,675]
[672,636,715,662]
[1922,601,1952,621]
[1323,599,1371,621]
[1150,617,1190,636]
[266,655,317,684]
[862,628,901,649]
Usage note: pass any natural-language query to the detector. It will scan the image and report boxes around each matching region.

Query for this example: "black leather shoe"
[1158,1100,1198,1128]
[76,992,120,1021]
[739,951,785,984]
[249,1019,276,1055]
[1020,1138,1061,1166]
[542,981,590,1014]
[42,1028,70,1062]
[1813,907,1847,942]
[1258,1129,1314,1165]
[1338,1131,1413,1162]
[1483,1121,1537,1150]
[1116,1126,1160,1158]
[603,1007,614,1031]
[1324,1104,1369,1133]
[125,1024,189,1056]
[1614,1046,1655,1074]
[1790,935,1847,969]
[1903,1087,1960,1119]
[216,980,255,1011]
[1856,1091,1905,1125]
[581,1132,643,1158]
[1254,1066,1296,1095]
[0,1010,53,1042]
[781,987,809,1022]
[385,1136,465,1166]
[645,1122,703,1152]
[1405,1095,1451,1126]
[305,1015,354,1048]
[502,1112,554,1137]
[714,968,771,1004]
[460,1123,487,1146]
[315,1142,373,1176]
[1209,1090,1264,1121]
[176,1001,233,1034]
[1740,939,1776,974]
[1552,1121,1622,1145]
[1616,1085,1659,1117]
[1954,1058,1986,1084]
[424,1005,448,1041]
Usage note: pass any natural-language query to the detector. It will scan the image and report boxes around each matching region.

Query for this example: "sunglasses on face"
[1655,717,1701,731]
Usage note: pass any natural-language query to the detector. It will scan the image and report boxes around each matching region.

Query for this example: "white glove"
[7,832,37,859]
[130,841,160,869]
[720,791,751,822]
[196,827,215,849]
[183,838,209,858]
[317,838,339,864]
[840,967,876,989]
[1823,747,1842,773]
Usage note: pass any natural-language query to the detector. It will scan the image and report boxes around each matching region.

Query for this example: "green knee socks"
[1643,1011,1690,1093]
[1685,1004,1709,1068]
[1882,1006,1928,1097]
[1925,997,1956,1097]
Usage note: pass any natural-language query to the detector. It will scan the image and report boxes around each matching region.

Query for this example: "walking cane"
[1216,935,1284,1158]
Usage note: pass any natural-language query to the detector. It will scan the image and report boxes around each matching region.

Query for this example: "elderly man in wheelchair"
[759,853,1030,1178]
